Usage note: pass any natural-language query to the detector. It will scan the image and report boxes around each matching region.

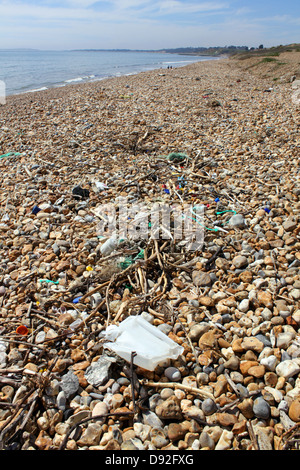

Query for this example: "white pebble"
[215,430,233,450]
[276,359,300,379]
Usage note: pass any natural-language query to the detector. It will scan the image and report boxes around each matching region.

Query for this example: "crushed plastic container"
[102,315,184,371]
[100,236,118,256]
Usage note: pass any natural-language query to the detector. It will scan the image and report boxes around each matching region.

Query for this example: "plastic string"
[216,210,237,216]
[189,206,229,233]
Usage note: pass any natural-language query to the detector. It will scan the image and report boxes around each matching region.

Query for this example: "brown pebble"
[289,399,300,422]
[216,412,238,427]
[247,365,265,378]
[238,398,254,419]
[167,423,187,441]
[156,396,183,420]
[240,360,259,375]
[213,376,228,398]
[232,420,247,435]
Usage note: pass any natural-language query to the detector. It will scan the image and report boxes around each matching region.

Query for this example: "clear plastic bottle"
[100,237,118,256]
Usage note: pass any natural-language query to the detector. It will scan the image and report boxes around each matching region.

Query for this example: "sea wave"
[65,77,84,83]
[2,51,217,96]
[24,87,48,93]
[64,74,96,83]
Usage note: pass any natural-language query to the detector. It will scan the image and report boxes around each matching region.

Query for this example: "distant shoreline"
[1,50,217,97]
[3,56,224,105]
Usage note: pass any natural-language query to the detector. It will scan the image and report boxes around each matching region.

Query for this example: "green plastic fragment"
[38,279,59,284]
[118,249,145,270]
[166,152,188,163]
[119,258,133,269]
[0,152,21,159]
[134,249,144,260]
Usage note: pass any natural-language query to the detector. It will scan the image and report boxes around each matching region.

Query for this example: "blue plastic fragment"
[32,205,41,215]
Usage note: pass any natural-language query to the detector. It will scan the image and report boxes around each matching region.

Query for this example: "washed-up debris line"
[0,57,299,451]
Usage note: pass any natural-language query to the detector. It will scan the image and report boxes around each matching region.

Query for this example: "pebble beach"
[0,53,300,451]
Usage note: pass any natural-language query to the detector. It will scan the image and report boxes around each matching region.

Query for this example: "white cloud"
[0,0,299,49]
[0,0,224,34]
[157,0,228,14]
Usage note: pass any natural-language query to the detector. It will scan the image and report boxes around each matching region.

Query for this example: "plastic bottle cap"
[16,325,29,335]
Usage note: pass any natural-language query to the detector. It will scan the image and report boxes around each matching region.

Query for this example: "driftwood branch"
[141,379,214,400]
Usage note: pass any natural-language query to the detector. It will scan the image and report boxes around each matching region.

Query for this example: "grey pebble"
[199,431,215,450]
[164,366,181,382]
[201,398,218,415]
[149,393,163,411]
[142,410,163,429]
[89,392,104,400]
[157,323,172,335]
[84,355,116,387]
[56,390,67,411]
[255,334,272,347]
[253,397,271,420]
[227,214,246,228]
[60,369,80,399]
[235,383,249,398]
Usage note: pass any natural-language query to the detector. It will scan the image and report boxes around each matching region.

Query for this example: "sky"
[0,0,299,50]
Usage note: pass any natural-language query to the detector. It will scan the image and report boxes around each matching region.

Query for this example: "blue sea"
[0,49,217,96]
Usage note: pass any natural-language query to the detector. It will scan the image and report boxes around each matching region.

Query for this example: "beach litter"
[102,315,184,371]
[0,57,299,451]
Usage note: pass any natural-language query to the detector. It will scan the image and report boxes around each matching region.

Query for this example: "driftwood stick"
[0,376,21,387]
[142,380,214,400]
[130,351,138,415]
[147,307,165,319]
[224,370,241,397]
[4,391,39,447]
[247,420,259,450]
[0,368,24,374]
[0,337,44,350]
[278,422,300,450]
[0,389,37,449]
[79,280,111,302]
[169,303,198,360]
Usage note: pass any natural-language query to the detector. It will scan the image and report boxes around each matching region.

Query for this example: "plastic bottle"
[100,237,118,256]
